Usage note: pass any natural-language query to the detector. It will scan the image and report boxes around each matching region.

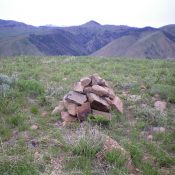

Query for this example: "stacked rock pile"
[52,74,123,124]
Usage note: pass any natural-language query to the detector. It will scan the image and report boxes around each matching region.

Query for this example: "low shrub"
[134,106,167,126]
[0,74,16,97]
[150,84,175,103]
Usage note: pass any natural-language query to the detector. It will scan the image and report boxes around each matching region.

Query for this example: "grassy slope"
[0,56,175,175]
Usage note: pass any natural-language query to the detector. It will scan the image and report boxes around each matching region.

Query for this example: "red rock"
[80,77,91,87]
[61,111,77,122]
[104,97,113,106]
[98,79,109,87]
[111,96,123,113]
[140,85,146,90]
[103,136,127,154]
[65,91,87,105]
[91,74,103,85]
[154,101,166,113]
[91,74,109,87]
[107,88,115,99]
[84,86,93,93]
[100,136,139,175]
[91,85,109,96]
[87,93,110,112]
[74,82,84,93]
[51,101,65,115]
[77,102,91,121]
[151,127,165,133]
[67,103,78,116]
[92,109,112,121]
[147,135,153,141]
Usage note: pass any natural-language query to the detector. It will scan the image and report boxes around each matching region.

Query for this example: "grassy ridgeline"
[0,56,175,175]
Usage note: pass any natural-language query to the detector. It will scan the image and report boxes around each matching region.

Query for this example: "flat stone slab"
[66,102,78,116]
[65,91,87,105]
[51,101,64,115]
[74,82,84,93]
[61,111,77,122]
[92,109,112,121]
[111,96,123,113]
[77,102,91,121]
[91,85,115,98]
[92,85,109,96]
[87,93,110,112]
[80,77,91,87]
[91,74,103,86]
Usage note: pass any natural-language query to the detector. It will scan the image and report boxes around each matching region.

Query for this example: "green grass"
[87,114,111,126]
[72,138,102,158]
[31,106,38,114]
[105,149,127,167]
[0,56,175,174]
[0,158,39,175]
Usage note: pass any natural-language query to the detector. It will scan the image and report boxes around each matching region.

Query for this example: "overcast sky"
[0,0,174,27]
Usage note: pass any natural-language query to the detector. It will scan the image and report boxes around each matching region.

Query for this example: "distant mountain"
[92,30,175,59]
[0,19,175,59]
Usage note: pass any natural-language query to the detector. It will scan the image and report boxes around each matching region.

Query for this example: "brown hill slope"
[92,31,175,59]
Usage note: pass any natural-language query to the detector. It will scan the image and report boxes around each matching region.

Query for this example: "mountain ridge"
[0,19,175,59]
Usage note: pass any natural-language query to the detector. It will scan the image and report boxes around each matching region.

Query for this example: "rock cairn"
[52,74,123,124]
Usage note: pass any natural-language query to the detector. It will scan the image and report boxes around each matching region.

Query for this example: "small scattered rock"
[140,85,146,90]
[30,124,39,130]
[41,111,48,117]
[128,95,141,102]
[151,127,165,133]
[147,135,153,141]
[31,139,39,147]
[154,101,167,113]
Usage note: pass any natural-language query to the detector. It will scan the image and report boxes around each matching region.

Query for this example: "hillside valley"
[0,19,175,59]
